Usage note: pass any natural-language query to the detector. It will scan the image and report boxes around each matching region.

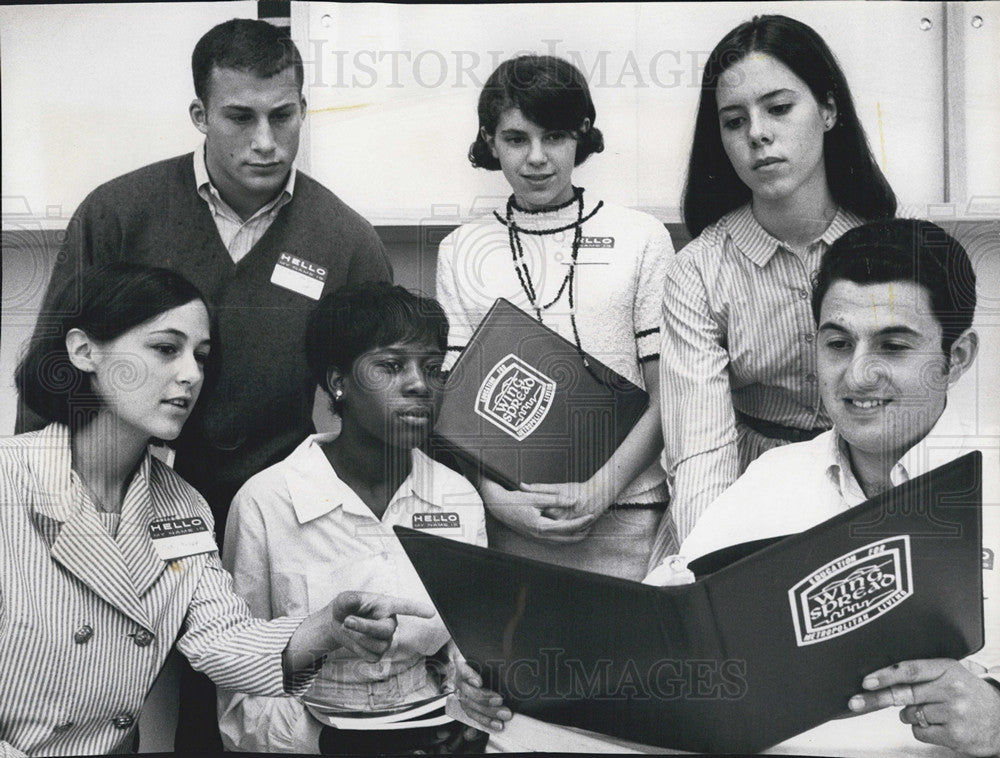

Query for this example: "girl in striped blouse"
[651,14,898,568]
[0,263,428,757]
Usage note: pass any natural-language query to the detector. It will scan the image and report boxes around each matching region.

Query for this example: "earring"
[333,388,344,402]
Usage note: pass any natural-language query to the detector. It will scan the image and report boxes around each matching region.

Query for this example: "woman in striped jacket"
[0,263,430,757]
[651,14,898,568]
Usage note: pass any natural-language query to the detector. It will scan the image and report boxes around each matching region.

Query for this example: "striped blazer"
[0,424,306,757]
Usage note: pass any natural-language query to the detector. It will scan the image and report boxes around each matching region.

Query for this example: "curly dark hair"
[468,55,605,170]
[812,219,976,354]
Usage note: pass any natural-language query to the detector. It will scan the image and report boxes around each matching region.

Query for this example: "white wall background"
[1,2,257,225]
[299,1,953,223]
[2,2,998,227]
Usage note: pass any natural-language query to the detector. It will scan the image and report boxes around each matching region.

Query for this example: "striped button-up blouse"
[0,424,308,757]
[655,204,863,555]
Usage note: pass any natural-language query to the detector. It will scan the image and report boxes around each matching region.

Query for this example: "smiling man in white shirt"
[648,218,999,756]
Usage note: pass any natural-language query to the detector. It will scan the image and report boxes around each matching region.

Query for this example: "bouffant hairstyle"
[469,55,605,170]
[304,282,449,415]
[813,219,976,354]
[683,14,896,237]
[16,263,209,427]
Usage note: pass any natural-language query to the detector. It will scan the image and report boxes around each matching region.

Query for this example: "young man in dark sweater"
[17,18,392,751]
[20,19,391,531]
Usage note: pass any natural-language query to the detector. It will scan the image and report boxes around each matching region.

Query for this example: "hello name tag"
[270,253,328,300]
[412,512,462,530]
[148,517,217,561]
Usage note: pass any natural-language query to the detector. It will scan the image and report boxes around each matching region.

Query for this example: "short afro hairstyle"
[304,282,449,415]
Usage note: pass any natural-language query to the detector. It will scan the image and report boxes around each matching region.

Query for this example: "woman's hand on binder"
[641,555,696,586]
[479,478,597,542]
[520,479,615,525]
[847,658,1000,756]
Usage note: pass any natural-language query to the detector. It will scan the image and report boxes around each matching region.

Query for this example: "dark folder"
[395,452,983,753]
[434,298,648,489]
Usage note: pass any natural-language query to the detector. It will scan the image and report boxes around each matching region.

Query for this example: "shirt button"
[805,333,815,343]
[131,629,154,647]
[52,721,75,733]
[806,373,817,382]
[111,713,134,730]
[73,625,94,644]
[798,289,809,300]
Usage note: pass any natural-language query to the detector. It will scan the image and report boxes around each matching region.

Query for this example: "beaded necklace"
[493,187,604,370]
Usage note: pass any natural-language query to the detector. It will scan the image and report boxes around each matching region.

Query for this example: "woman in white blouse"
[0,263,428,757]
[436,55,675,580]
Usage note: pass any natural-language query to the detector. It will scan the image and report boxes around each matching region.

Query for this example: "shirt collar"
[826,399,973,505]
[827,431,868,506]
[284,434,442,524]
[725,203,861,268]
[192,144,295,219]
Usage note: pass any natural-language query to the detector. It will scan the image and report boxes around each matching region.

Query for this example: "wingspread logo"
[788,535,913,646]
[475,354,556,441]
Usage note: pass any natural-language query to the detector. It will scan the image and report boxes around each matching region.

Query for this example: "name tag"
[578,235,615,249]
[149,517,216,561]
[270,253,328,300]
[412,512,462,530]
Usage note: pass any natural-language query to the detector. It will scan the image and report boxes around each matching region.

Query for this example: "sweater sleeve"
[633,218,674,362]
[346,225,394,286]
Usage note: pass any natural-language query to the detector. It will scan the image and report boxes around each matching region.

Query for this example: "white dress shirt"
[679,400,999,674]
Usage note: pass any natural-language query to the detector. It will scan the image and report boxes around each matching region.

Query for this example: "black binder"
[434,298,648,489]
[395,452,983,753]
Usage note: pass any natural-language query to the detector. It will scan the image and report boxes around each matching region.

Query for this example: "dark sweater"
[22,153,392,530]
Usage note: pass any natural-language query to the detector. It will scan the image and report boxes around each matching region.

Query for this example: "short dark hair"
[305,282,449,414]
[812,219,976,353]
[192,18,304,104]
[16,263,209,427]
[683,14,897,237]
[469,55,605,170]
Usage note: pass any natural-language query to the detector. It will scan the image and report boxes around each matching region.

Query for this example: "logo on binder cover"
[475,354,556,441]
[788,536,913,646]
